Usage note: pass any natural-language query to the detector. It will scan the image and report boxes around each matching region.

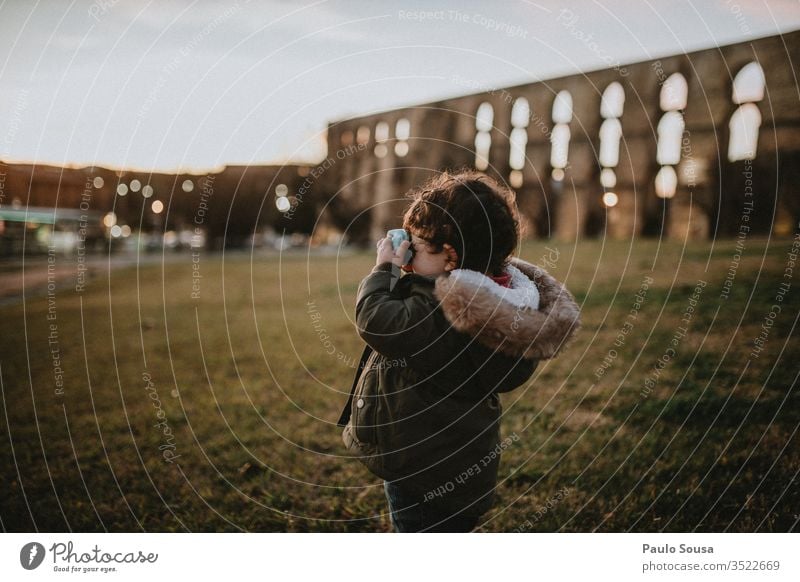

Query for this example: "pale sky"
[0,0,798,172]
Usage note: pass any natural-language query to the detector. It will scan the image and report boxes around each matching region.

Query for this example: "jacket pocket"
[353,367,379,445]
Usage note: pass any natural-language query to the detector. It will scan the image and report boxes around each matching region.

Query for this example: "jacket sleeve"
[355,263,444,361]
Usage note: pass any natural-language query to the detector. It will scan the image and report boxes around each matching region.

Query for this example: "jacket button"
[356,398,365,408]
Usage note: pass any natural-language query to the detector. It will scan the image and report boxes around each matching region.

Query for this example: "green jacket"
[337,257,581,515]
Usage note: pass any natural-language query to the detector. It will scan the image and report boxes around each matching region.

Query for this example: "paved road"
[0,245,352,305]
[0,252,187,304]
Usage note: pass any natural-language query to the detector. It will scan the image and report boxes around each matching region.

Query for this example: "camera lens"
[404,229,415,263]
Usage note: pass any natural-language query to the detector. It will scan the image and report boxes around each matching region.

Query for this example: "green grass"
[1,237,798,532]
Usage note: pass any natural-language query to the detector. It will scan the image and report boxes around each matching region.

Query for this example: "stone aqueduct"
[318,30,800,244]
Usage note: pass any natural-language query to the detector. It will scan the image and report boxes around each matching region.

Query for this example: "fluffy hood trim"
[433,257,581,360]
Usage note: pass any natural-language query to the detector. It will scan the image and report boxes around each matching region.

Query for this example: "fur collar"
[446,263,540,310]
[433,257,581,360]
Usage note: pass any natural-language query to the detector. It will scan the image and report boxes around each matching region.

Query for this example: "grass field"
[1,237,798,532]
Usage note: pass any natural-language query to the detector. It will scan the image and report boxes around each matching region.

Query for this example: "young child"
[336,170,581,532]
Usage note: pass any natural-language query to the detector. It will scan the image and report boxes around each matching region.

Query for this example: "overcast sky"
[0,0,798,172]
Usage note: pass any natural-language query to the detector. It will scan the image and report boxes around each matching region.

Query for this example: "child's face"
[406,231,456,277]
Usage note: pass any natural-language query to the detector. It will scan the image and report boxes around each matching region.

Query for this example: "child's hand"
[376,236,411,268]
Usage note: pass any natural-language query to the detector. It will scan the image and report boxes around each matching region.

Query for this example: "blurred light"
[275,184,288,196]
[110,225,122,238]
[655,166,678,198]
[657,111,685,166]
[375,121,389,143]
[394,142,409,157]
[600,168,617,189]
[395,118,411,141]
[509,127,527,170]
[678,158,708,186]
[599,118,622,167]
[374,144,388,158]
[550,124,570,169]
[474,131,491,171]
[276,196,291,212]
[103,212,117,227]
[728,103,761,162]
[509,170,524,188]
[733,62,766,104]
[552,91,573,124]
[181,179,194,193]
[679,158,698,185]
[511,97,530,128]
[475,102,494,132]
[601,82,625,119]
[117,183,128,196]
[164,231,178,247]
[356,126,370,144]
[130,179,141,192]
[660,73,688,111]
[551,168,565,182]
[142,185,154,198]
[602,192,619,207]
[121,225,132,237]
[93,177,104,189]
[152,200,164,214]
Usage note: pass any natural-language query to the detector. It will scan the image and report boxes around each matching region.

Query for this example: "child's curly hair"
[402,169,521,275]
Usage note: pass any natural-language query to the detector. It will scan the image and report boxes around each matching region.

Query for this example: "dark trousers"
[383,480,485,532]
